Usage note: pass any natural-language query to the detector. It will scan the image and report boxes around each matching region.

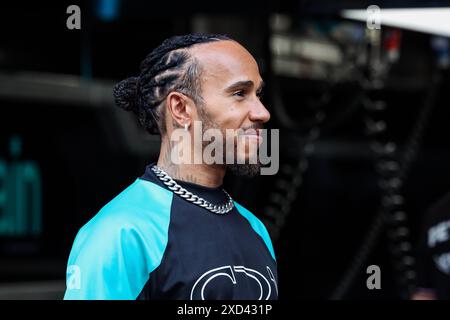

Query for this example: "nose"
[249,99,271,123]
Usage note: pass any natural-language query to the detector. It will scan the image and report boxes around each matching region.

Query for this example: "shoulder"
[80,178,173,238]
[65,179,174,299]
[234,201,276,261]
[69,178,174,272]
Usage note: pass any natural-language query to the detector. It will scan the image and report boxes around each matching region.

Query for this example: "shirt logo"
[190,265,277,300]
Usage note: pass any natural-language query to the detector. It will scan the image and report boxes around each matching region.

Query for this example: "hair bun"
[113,76,140,112]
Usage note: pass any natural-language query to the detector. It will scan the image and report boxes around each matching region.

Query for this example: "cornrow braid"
[113,34,231,135]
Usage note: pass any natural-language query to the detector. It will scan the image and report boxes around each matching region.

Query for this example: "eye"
[233,90,245,98]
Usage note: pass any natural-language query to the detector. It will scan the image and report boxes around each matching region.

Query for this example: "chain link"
[151,165,234,215]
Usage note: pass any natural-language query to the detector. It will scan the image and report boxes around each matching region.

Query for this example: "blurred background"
[0,0,449,299]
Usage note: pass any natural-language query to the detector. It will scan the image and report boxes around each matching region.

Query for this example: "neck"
[157,140,226,188]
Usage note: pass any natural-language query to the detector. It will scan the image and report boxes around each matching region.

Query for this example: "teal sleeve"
[234,201,276,261]
[64,179,173,300]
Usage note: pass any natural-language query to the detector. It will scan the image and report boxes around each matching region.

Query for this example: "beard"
[226,162,261,177]
[198,106,262,177]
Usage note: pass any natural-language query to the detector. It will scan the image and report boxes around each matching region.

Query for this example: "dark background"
[0,0,449,299]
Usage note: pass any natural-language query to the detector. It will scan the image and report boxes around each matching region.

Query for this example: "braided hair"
[113,34,231,135]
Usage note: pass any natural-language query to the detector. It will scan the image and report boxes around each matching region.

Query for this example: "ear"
[165,91,193,128]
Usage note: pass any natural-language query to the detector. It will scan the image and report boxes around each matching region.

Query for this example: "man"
[64,34,278,300]
[411,191,450,300]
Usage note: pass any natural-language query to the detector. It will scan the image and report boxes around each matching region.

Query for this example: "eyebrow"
[224,80,265,93]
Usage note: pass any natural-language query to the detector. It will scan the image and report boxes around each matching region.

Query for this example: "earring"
[184,123,189,132]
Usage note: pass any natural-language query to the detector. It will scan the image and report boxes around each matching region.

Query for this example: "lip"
[243,128,263,135]
[240,134,263,144]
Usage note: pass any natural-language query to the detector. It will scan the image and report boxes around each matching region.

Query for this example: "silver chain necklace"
[151,165,234,215]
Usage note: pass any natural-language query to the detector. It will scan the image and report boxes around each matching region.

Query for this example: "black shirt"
[64,163,278,300]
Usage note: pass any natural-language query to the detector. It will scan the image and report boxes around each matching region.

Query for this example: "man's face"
[190,40,271,176]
